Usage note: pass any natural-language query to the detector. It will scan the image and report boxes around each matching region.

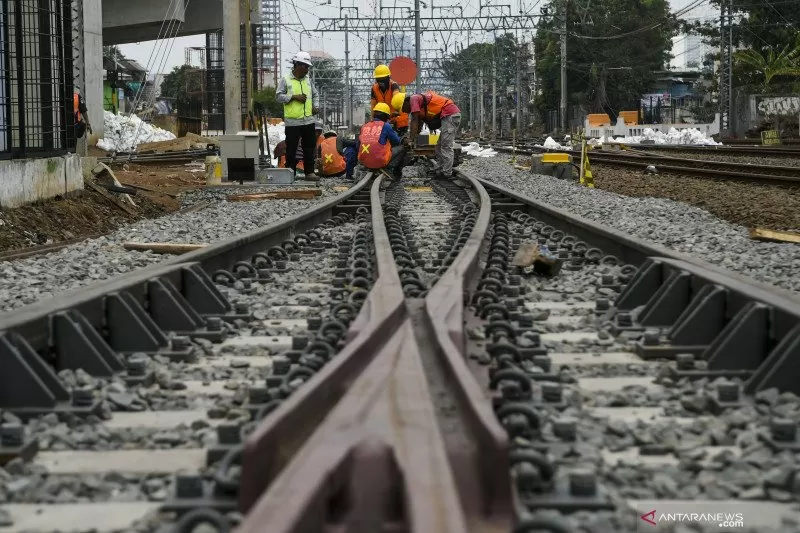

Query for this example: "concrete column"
[223,0,242,133]
[83,0,104,140]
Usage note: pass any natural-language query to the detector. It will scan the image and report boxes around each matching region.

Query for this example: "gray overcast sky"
[119,0,716,77]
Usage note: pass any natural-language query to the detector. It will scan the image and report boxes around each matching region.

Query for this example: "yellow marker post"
[580,139,595,188]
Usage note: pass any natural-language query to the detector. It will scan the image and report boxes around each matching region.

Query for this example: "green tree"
[439,34,530,128]
[159,65,202,107]
[533,0,675,122]
[686,1,800,94]
[734,34,800,93]
[253,86,283,118]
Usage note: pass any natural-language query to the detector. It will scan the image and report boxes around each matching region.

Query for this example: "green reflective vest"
[284,75,312,120]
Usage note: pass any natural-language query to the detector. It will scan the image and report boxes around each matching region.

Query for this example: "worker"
[370,65,409,136]
[393,91,461,179]
[316,131,347,177]
[276,51,319,181]
[357,103,405,179]
[293,121,323,175]
[274,140,287,167]
[74,88,92,139]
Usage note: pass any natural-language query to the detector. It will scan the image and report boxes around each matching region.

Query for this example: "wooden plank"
[122,242,208,254]
[176,201,211,215]
[85,182,138,216]
[750,227,800,244]
[119,182,179,198]
[227,189,322,202]
[136,138,195,154]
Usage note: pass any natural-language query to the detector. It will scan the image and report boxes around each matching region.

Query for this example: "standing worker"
[370,65,409,137]
[357,103,406,179]
[294,121,324,174]
[392,91,461,179]
[276,51,320,181]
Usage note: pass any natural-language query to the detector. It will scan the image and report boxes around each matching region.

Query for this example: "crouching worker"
[357,103,405,178]
[316,131,347,178]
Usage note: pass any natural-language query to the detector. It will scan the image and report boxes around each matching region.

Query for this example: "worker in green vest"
[276,51,320,181]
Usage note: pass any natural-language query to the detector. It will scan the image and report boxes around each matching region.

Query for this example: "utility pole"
[469,77,474,131]
[243,0,253,122]
[560,0,567,133]
[492,58,497,138]
[224,0,242,133]
[414,0,421,92]
[479,67,485,138]
[719,0,733,135]
[345,15,351,128]
[515,44,522,135]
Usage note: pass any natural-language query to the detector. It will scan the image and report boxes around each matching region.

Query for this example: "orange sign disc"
[388,56,417,85]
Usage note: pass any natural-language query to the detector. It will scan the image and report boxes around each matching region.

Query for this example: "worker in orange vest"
[370,65,409,136]
[393,91,461,179]
[316,131,347,177]
[358,103,405,179]
[73,89,92,139]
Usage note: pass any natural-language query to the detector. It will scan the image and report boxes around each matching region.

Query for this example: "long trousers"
[285,123,317,175]
[435,114,461,176]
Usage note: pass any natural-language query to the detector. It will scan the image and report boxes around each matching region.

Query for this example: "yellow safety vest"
[283,75,312,120]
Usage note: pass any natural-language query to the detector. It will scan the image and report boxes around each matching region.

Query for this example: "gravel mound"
[461,157,800,294]
[0,181,352,312]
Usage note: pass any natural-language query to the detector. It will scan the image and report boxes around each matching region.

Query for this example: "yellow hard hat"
[374,64,391,79]
[373,102,391,115]
[391,92,406,112]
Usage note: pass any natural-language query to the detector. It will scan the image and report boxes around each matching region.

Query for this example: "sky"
[118,0,719,77]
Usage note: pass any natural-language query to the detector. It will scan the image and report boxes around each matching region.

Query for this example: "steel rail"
[477,177,800,305]
[472,137,800,157]
[484,144,800,185]
[237,172,515,532]
[0,176,371,353]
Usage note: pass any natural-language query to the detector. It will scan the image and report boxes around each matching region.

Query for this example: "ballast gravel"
[0,180,352,312]
[462,157,800,294]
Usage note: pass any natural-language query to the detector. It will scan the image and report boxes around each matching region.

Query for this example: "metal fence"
[1,0,75,160]
[205,26,259,132]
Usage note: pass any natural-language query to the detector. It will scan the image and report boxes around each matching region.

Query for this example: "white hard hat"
[292,51,313,66]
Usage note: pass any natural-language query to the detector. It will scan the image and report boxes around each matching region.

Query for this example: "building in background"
[257,0,281,87]
[671,34,709,71]
[102,55,146,113]
[371,33,414,64]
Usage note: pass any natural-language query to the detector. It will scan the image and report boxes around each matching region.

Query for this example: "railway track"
[1,168,799,532]
[480,143,800,185]
[475,137,800,158]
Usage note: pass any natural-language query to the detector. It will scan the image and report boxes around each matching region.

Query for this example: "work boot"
[304,173,320,182]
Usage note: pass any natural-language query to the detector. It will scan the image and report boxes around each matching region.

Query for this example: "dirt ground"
[0,160,206,254]
[591,164,800,231]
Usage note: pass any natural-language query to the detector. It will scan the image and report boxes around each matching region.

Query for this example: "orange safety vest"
[420,91,454,121]
[358,121,391,169]
[320,137,346,175]
[74,93,81,122]
[372,81,409,128]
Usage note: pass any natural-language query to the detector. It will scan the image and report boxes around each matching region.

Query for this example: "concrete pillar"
[83,0,104,140]
[223,0,242,133]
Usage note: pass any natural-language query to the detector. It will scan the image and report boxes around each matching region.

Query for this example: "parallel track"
[482,144,800,185]
[471,137,800,158]
[1,169,799,532]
